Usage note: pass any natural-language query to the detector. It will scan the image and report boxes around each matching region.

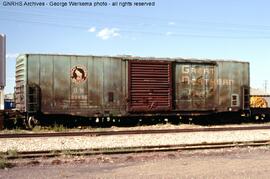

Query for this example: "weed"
[0,158,9,169]
[32,125,43,132]
[0,154,13,169]
[49,150,59,155]
[52,124,66,132]
[62,150,73,156]
[7,149,18,158]
[46,124,66,132]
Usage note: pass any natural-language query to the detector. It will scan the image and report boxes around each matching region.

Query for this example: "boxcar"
[15,54,250,125]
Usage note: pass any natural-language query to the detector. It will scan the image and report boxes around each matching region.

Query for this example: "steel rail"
[3,140,270,159]
[1,125,270,138]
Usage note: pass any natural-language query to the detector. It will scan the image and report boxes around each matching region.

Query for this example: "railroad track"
[1,125,270,138]
[3,140,270,159]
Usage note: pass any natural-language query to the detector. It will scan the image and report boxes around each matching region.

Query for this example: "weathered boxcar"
[15,54,249,125]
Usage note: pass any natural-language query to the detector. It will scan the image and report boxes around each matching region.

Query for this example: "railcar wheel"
[27,116,37,129]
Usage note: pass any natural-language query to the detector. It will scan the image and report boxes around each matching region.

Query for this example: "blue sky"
[1,0,270,93]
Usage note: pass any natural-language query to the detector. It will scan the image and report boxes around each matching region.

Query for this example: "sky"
[1,0,270,93]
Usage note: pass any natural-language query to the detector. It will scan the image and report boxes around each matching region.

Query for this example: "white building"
[0,88,3,110]
[0,34,6,110]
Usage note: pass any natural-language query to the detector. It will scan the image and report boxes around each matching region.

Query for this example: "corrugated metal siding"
[20,54,128,117]
[175,63,217,111]
[87,56,103,112]
[40,55,53,110]
[15,55,27,111]
[70,56,88,111]
[217,61,249,111]
[53,56,70,111]
[16,54,250,116]
[128,61,172,112]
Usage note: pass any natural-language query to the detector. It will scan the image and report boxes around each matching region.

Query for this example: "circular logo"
[71,65,87,84]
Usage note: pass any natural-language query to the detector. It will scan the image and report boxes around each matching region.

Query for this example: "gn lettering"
[181,65,234,86]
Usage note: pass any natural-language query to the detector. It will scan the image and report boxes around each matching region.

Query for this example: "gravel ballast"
[1,129,270,152]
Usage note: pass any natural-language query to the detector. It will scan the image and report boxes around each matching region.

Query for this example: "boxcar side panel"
[174,63,217,111]
[102,57,125,115]
[204,65,217,109]
[27,55,40,85]
[175,64,192,110]
[53,55,70,112]
[217,62,232,110]
[15,55,27,112]
[70,56,88,115]
[122,59,128,114]
[88,56,103,113]
[39,55,53,111]
[216,61,249,111]
[234,62,249,109]
[241,63,250,109]
[33,55,128,117]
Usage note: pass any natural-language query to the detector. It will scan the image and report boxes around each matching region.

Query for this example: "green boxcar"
[15,54,250,121]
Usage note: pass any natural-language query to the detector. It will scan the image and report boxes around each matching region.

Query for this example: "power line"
[1,8,270,40]
[2,8,270,33]
[2,16,270,40]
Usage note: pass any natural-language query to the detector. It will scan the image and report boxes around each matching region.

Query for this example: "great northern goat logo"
[71,65,87,84]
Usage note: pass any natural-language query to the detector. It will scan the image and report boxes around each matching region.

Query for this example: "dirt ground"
[1,146,270,179]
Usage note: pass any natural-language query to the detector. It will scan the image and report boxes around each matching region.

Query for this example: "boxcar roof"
[17,53,249,64]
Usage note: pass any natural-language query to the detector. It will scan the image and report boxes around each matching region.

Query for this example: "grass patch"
[0,158,10,169]
[32,125,44,132]
[48,124,67,132]
[6,149,18,158]
[0,154,13,169]
[0,128,27,134]
[49,150,59,155]
[63,150,84,157]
